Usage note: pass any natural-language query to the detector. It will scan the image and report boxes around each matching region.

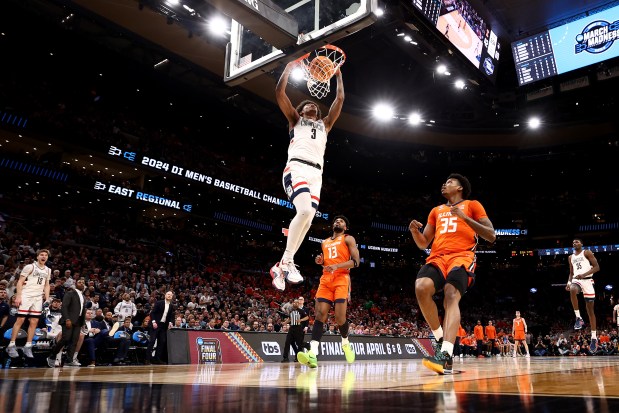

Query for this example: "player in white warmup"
[269,60,344,291]
[6,249,51,358]
[566,239,600,352]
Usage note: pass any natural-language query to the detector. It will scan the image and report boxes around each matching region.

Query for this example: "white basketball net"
[299,46,346,99]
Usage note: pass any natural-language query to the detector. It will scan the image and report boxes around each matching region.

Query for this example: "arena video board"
[511,4,619,86]
[413,0,500,81]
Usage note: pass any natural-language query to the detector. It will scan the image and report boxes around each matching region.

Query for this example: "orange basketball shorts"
[315,272,350,304]
[426,252,476,278]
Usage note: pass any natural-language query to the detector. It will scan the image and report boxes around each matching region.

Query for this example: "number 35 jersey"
[427,200,488,258]
[287,118,327,168]
[322,234,351,277]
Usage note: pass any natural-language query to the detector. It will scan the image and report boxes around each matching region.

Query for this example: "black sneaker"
[432,338,443,356]
[422,351,453,375]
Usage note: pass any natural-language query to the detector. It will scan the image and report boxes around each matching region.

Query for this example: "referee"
[282,298,309,362]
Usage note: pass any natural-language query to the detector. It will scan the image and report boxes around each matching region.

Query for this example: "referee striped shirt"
[289,309,301,326]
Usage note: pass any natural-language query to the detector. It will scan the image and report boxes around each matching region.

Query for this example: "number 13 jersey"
[322,234,351,276]
[426,200,488,258]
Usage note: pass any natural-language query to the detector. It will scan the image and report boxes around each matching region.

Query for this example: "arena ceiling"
[8,0,619,147]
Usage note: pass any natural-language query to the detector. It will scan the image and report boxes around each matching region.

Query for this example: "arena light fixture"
[455,79,465,89]
[373,104,394,121]
[528,117,541,129]
[209,16,229,36]
[408,112,422,125]
[291,66,305,81]
[530,288,537,293]
[605,284,613,291]
[436,64,447,74]
[375,8,385,17]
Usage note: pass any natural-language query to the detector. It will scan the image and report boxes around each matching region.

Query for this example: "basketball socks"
[339,322,349,339]
[25,342,32,347]
[432,327,444,341]
[440,341,454,357]
[8,341,15,347]
[310,340,320,355]
[311,320,324,343]
[575,310,581,318]
[591,331,597,339]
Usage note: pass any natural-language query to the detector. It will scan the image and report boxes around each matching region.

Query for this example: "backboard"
[225,0,378,85]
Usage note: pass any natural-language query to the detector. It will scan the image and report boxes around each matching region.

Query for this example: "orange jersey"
[513,318,525,333]
[485,325,496,340]
[474,325,484,340]
[457,326,467,338]
[322,234,351,276]
[427,200,488,258]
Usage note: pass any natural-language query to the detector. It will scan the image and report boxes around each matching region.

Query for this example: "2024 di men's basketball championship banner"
[167,329,432,364]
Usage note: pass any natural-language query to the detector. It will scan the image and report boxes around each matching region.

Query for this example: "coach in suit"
[82,308,108,366]
[146,291,175,364]
[49,278,87,365]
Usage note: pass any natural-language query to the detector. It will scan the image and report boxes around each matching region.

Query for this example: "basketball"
[308,56,335,82]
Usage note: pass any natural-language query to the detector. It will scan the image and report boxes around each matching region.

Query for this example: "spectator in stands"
[0,286,9,330]
[107,316,133,365]
[114,293,137,322]
[533,337,547,356]
[81,309,107,367]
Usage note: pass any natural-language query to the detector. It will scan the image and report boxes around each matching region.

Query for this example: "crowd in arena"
[2,8,618,368]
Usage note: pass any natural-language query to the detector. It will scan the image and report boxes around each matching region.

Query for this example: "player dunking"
[566,239,600,351]
[512,311,530,357]
[409,174,495,374]
[6,249,51,358]
[269,61,344,291]
[297,215,359,368]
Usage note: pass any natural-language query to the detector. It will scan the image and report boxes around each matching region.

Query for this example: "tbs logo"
[405,344,417,355]
[262,342,281,355]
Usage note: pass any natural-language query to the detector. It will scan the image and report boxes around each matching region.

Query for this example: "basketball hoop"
[297,45,346,99]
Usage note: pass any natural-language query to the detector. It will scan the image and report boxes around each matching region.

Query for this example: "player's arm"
[566,256,575,289]
[581,250,600,277]
[450,205,496,243]
[523,319,528,333]
[315,242,326,265]
[323,69,344,132]
[275,61,301,128]
[43,277,51,302]
[408,220,435,249]
[14,264,32,306]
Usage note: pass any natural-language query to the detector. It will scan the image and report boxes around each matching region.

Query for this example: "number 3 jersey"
[426,200,488,258]
[322,234,351,277]
[20,263,51,298]
[287,118,327,168]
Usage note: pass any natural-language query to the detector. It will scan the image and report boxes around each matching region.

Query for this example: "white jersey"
[571,250,593,278]
[20,263,50,298]
[287,118,327,167]
[114,300,137,321]
[615,304,619,323]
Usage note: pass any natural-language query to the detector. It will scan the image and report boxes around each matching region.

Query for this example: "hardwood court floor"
[2,356,619,412]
